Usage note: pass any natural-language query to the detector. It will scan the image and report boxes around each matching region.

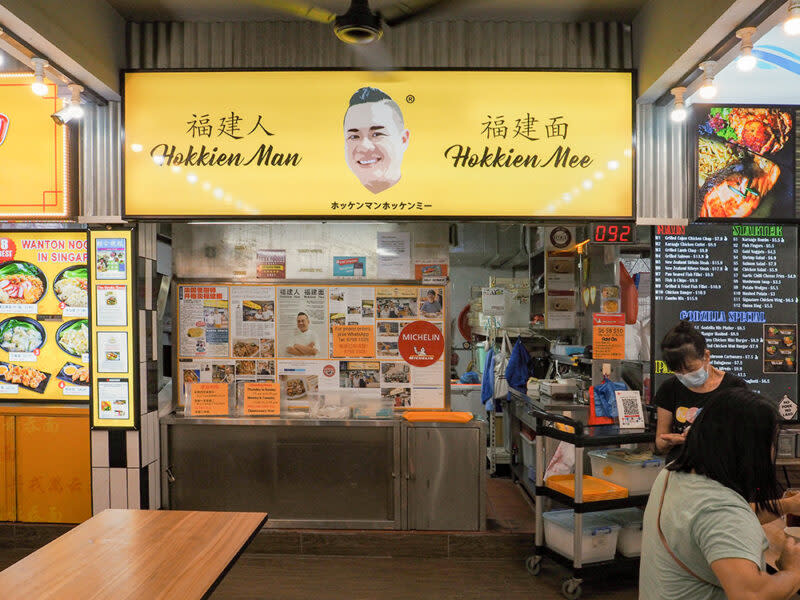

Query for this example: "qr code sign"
[615,390,644,428]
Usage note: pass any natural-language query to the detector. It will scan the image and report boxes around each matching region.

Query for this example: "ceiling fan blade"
[255,0,337,24]
[379,0,459,27]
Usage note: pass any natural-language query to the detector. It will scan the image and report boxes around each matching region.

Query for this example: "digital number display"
[591,223,636,244]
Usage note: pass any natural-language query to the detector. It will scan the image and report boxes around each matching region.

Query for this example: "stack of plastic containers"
[587,449,664,495]
[542,510,621,563]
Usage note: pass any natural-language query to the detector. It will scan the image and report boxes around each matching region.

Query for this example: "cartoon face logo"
[0,114,8,147]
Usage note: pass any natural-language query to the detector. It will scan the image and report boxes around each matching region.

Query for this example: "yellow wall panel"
[15,415,90,523]
[0,415,15,521]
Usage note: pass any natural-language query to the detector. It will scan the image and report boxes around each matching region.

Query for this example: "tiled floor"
[0,477,640,599]
[486,476,536,532]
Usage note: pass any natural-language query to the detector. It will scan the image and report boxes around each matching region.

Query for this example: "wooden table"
[0,509,268,600]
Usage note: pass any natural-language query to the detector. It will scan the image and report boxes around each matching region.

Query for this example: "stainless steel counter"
[161,413,485,530]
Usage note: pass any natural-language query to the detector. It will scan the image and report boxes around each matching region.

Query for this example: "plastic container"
[543,510,620,563]
[601,508,644,557]
[588,449,665,495]
[520,431,535,468]
[545,474,628,501]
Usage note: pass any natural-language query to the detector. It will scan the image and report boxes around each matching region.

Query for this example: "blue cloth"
[459,371,481,384]
[505,339,531,394]
[593,378,628,418]
[480,348,495,406]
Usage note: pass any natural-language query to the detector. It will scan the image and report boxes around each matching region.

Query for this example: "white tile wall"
[126,430,140,468]
[150,413,159,466]
[91,430,109,468]
[92,467,110,514]
[127,468,141,509]
[109,468,128,509]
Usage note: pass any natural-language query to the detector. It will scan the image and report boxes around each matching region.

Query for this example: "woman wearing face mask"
[654,321,747,461]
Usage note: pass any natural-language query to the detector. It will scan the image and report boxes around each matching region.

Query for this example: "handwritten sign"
[592,313,625,360]
[243,382,280,416]
[189,382,229,416]
[332,325,375,358]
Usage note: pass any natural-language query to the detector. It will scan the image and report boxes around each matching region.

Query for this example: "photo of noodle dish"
[53,266,88,307]
[0,261,46,304]
[56,319,89,357]
[696,106,795,219]
[0,318,45,353]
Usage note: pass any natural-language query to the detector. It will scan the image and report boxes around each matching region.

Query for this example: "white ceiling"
[690,22,800,105]
[105,0,649,23]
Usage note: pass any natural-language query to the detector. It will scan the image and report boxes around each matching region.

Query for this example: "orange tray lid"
[545,474,629,501]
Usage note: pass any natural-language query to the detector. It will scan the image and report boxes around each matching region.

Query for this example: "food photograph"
[695,106,795,219]
[56,319,89,357]
[53,266,88,308]
[0,261,46,304]
[0,317,46,353]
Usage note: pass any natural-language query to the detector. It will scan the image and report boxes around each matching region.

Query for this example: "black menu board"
[653,223,798,420]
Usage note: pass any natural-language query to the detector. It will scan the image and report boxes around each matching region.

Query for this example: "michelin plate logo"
[0,114,8,147]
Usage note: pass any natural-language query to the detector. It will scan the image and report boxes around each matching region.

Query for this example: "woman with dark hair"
[655,321,747,460]
[640,389,800,599]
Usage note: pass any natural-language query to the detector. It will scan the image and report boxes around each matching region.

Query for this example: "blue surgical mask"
[675,365,709,389]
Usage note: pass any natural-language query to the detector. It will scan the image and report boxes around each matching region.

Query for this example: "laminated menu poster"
[653,223,799,418]
[95,238,127,280]
[95,285,127,326]
[97,379,130,420]
[177,283,447,410]
[230,285,275,360]
[0,231,90,401]
[178,286,230,358]
[277,287,327,358]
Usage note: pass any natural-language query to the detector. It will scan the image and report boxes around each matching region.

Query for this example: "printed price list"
[653,224,798,414]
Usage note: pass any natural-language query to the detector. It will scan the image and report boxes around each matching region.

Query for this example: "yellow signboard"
[0,231,88,402]
[124,70,633,218]
[0,74,69,219]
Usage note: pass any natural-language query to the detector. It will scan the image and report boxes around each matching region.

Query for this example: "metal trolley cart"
[517,392,655,599]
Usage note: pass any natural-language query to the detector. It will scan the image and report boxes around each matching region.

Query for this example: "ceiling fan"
[259,0,457,44]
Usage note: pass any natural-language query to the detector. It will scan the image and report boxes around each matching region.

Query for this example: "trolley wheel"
[525,555,542,576]
[561,578,583,600]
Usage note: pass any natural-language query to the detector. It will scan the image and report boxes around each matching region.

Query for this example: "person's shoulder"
[721,372,748,388]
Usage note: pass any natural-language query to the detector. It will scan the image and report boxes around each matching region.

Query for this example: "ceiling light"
[582,179,593,190]
[698,61,717,100]
[31,58,49,96]
[131,144,143,153]
[187,173,198,184]
[785,0,800,35]
[334,1,383,44]
[670,86,687,122]
[51,84,84,125]
[608,160,620,170]
[736,27,757,72]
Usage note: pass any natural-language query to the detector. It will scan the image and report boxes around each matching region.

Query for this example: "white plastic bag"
[544,441,575,480]
[493,333,512,400]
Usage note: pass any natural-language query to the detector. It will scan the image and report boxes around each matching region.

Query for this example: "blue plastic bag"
[593,377,628,418]
[460,371,481,384]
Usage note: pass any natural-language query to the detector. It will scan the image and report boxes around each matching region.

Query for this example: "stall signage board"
[124,71,633,218]
[90,230,137,429]
[693,105,798,220]
[0,75,69,219]
[0,231,89,402]
[653,224,798,419]
[592,313,625,359]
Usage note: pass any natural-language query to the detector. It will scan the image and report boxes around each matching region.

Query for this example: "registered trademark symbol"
[405,94,415,104]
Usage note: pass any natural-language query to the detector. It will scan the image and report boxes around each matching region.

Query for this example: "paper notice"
[377,232,411,280]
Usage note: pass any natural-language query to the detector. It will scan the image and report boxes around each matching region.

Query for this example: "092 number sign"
[591,222,636,244]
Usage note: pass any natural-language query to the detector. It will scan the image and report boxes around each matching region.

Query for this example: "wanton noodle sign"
[398,321,444,367]
[123,70,633,218]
